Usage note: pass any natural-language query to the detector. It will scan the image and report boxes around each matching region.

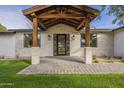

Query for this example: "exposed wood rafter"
[38,14,85,19]
[77,19,86,30]
[38,20,47,30]
[23,5,99,30]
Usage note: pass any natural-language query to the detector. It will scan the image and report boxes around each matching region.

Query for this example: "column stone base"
[84,47,92,64]
[31,47,40,64]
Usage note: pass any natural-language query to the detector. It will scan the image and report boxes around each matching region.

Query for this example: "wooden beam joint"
[38,19,47,30]
[77,19,86,30]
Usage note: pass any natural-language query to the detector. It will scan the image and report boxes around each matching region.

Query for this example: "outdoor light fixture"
[71,35,75,40]
[48,35,51,40]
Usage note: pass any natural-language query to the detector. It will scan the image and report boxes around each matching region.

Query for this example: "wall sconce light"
[71,35,75,40]
[48,35,51,40]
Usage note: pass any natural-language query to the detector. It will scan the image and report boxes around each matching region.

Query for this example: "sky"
[0,5,120,29]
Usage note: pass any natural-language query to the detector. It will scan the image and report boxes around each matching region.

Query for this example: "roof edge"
[112,26,124,31]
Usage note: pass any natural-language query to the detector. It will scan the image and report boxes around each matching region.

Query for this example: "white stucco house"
[0,5,124,64]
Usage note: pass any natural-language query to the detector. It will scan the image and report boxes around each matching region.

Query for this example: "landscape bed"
[0,60,124,88]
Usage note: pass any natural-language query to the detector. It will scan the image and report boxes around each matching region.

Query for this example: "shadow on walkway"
[42,56,85,64]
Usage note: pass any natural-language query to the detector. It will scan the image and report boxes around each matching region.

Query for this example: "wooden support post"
[33,17,38,47]
[32,14,40,64]
[85,19,90,47]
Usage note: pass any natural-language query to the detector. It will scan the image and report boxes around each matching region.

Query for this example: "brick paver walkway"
[18,56,124,74]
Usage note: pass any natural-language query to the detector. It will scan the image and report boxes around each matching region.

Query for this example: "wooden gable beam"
[23,5,52,15]
[63,19,79,26]
[65,19,80,24]
[62,20,78,28]
[38,14,85,19]
[77,14,92,30]
[31,13,47,30]
[66,9,82,14]
[45,20,60,27]
[38,9,57,15]
[42,19,54,22]
[66,5,88,15]
[77,19,86,30]
[38,21,47,30]
[31,13,37,17]
[43,19,58,25]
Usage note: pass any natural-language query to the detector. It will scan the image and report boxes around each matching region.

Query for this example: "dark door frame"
[56,34,67,56]
[53,34,70,56]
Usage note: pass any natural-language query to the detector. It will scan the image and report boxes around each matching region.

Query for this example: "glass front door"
[57,34,66,55]
[53,34,70,56]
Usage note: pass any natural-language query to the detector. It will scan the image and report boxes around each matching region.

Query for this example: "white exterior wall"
[80,32,114,57]
[41,25,113,57]
[15,24,81,57]
[0,23,119,58]
[15,24,114,57]
[41,24,81,56]
[92,32,114,56]
[0,33,15,58]
[114,29,124,57]
[15,32,32,57]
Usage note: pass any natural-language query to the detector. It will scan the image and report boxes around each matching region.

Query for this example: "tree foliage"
[100,5,124,26]
[0,24,6,31]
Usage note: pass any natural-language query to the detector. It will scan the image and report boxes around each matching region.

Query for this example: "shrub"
[121,57,124,62]
[115,56,122,59]
[103,55,107,58]
[107,56,113,60]
[93,59,99,63]
[121,59,124,62]
[93,55,97,60]
[108,59,114,63]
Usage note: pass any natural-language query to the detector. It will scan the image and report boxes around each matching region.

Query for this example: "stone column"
[84,47,92,64]
[32,47,40,64]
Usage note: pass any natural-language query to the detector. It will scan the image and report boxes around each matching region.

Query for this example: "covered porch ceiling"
[23,5,99,31]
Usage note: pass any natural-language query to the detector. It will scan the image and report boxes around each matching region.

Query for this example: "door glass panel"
[57,35,66,55]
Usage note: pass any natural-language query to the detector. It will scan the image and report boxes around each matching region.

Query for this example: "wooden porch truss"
[23,5,99,47]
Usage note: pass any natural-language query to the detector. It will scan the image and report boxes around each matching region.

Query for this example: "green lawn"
[0,60,124,88]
